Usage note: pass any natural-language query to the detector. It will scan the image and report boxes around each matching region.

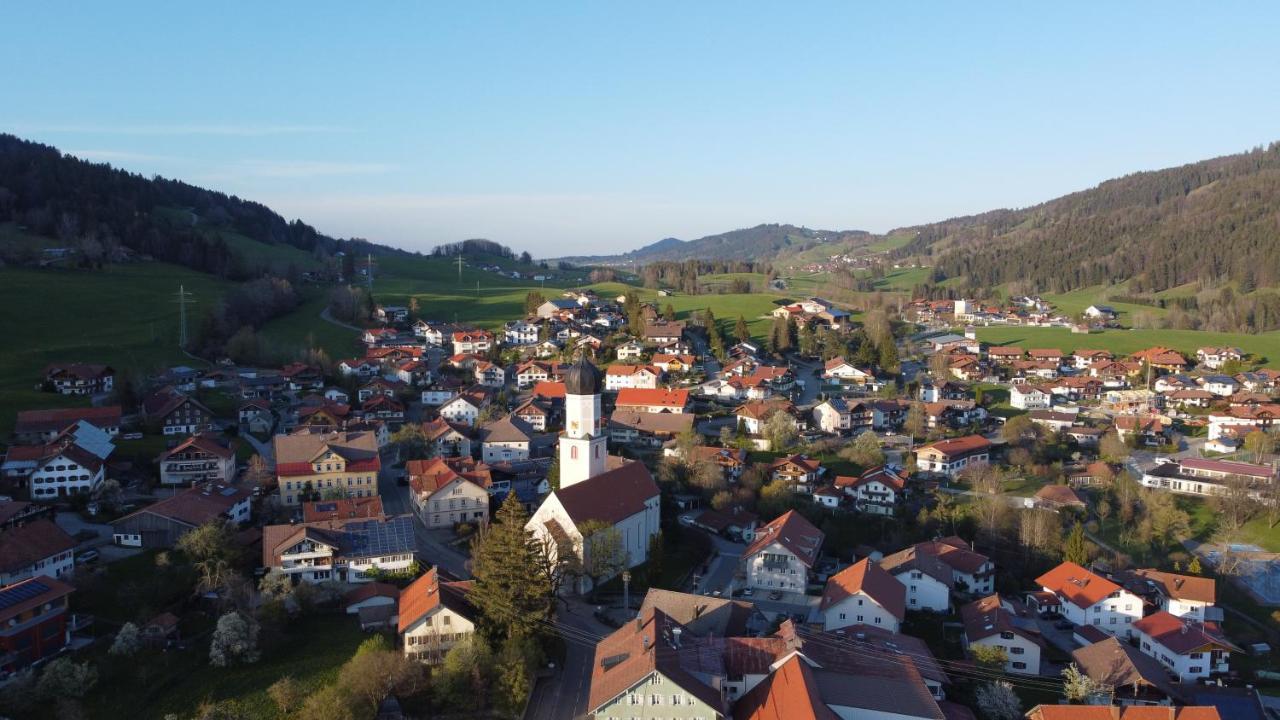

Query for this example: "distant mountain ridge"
[560,223,871,265]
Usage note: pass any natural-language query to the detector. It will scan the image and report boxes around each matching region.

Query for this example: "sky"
[4,3,1279,257]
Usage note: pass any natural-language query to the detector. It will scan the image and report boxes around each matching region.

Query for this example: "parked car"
[1054,620,1074,630]
[75,549,100,565]
[740,588,753,597]
[1040,611,1062,620]
[768,590,783,601]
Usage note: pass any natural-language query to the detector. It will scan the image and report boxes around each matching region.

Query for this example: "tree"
[1019,508,1062,556]
[298,685,358,720]
[970,644,1008,671]
[546,453,561,491]
[245,454,272,488]
[1063,521,1090,565]
[36,657,98,699]
[268,677,305,714]
[469,494,554,642]
[1188,555,1202,574]
[1099,430,1130,463]
[1001,414,1036,446]
[524,290,546,315]
[1245,429,1275,463]
[929,351,951,379]
[177,521,239,600]
[209,611,260,667]
[974,493,1010,541]
[842,431,884,468]
[391,423,433,461]
[975,681,1021,720]
[497,632,543,715]
[878,338,900,373]
[763,411,798,452]
[903,403,926,439]
[259,568,292,600]
[663,303,676,321]
[339,636,423,711]
[578,519,628,600]
[1213,475,1259,534]
[109,621,142,657]
[1061,663,1099,703]
[735,315,750,342]
[439,638,495,712]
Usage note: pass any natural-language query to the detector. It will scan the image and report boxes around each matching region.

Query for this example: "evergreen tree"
[1063,521,1090,565]
[735,315,750,342]
[663,303,676,321]
[469,494,554,643]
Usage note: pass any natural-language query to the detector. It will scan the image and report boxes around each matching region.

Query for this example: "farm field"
[976,326,1280,368]
[0,264,235,436]
[1038,283,1168,321]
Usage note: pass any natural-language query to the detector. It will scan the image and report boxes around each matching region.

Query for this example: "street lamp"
[621,570,631,617]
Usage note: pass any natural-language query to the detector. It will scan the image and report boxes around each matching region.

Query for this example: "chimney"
[672,627,682,648]
[642,636,650,651]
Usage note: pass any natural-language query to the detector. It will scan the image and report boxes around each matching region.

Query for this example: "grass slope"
[976,326,1280,368]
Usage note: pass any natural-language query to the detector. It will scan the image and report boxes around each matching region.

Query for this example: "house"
[360,394,406,423]
[451,329,494,355]
[43,363,114,395]
[479,414,535,463]
[768,454,823,492]
[614,340,645,361]
[399,567,477,663]
[1026,706,1222,720]
[1127,568,1215,620]
[1131,347,1190,373]
[1197,346,1244,370]
[1132,611,1238,681]
[1036,561,1143,637]
[833,465,906,516]
[735,398,797,436]
[297,401,352,429]
[24,442,106,499]
[614,387,689,414]
[408,457,491,529]
[536,298,579,319]
[636,588,762,639]
[1084,304,1117,320]
[344,582,400,630]
[820,558,905,632]
[604,364,660,391]
[986,346,1024,364]
[1201,374,1240,397]
[679,446,748,482]
[1032,484,1087,511]
[650,353,696,375]
[274,431,381,507]
[472,361,505,388]
[515,360,557,388]
[691,505,759,541]
[822,357,875,385]
[1140,457,1275,498]
[13,405,122,443]
[158,434,236,487]
[740,510,823,592]
[1165,389,1215,409]
[960,594,1043,675]
[504,320,540,346]
[261,515,417,584]
[1010,384,1051,410]
[0,519,75,585]
[1027,409,1079,433]
[811,398,852,434]
[606,410,693,448]
[112,482,252,548]
[642,320,685,345]
[281,363,325,392]
[1115,415,1170,447]
[0,575,75,673]
[143,387,214,436]
[526,356,661,594]
[1066,426,1104,447]
[238,399,274,433]
[878,537,995,610]
[438,387,491,426]
[1072,636,1182,706]
[915,435,991,478]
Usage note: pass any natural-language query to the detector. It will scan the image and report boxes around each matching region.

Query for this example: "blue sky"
[5,3,1278,256]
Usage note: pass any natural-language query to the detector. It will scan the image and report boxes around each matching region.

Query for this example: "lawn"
[0,264,235,437]
[258,289,362,361]
[85,614,369,720]
[865,232,917,253]
[1039,283,1166,321]
[976,326,1280,368]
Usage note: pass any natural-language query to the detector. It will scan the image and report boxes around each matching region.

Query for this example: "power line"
[171,285,196,349]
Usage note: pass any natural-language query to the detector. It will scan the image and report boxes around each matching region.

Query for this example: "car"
[1040,610,1062,620]
[678,515,696,528]
[768,590,783,601]
[75,550,100,565]
[1054,620,1074,630]
[740,588,753,597]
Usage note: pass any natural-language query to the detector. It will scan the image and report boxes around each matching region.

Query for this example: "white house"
[1011,384,1051,410]
[615,341,645,361]
[811,398,852,434]
[820,558,905,633]
[398,568,478,664]
[1132,611,1238,682]
[961,594,1042,675]
[822,357,875,385]
[438,391,487,427]
[27,445,105,499]
[1036,561,1143,638]
[915,435,991,478]
[834,466,906,517]
[0,519,76,586]
[1128,569,1215,620]
[261,516,417,584]
[479,415,534,464]
[603,365,660,391]
[504,321,539,346]
[740,510,823,593]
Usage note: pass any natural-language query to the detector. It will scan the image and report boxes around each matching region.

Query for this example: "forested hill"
[0,134,399,278]
[561,223,871,265]
[894,142,1280,295]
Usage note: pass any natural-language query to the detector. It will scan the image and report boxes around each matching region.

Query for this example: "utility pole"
[366,253,374,292]
[172,285,196,349]
[456,254,464,284]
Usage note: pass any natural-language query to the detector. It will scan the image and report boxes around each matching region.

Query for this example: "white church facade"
[526,355,662,594]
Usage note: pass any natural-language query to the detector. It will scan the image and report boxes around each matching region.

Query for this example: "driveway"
[526,599,613,720]
[376,454,472,579]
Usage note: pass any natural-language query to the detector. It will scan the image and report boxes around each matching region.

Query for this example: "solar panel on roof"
[220,487,238,496]
[0,580,51,610]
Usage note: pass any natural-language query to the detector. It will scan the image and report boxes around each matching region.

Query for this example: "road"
[525,599,612,720]
[240,432,275,467]
[376,452,472,579]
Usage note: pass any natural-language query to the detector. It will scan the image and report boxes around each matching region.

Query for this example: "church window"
[571,447,578,460]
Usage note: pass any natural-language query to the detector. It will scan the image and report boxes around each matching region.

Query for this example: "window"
[1190,666,1203,674]
[1010,646,1024,655]
[1012,662,1027,670]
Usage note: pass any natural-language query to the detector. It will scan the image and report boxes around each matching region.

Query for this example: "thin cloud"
[237,160,397,178]
[65,149,183,163]
[9,123,351,137]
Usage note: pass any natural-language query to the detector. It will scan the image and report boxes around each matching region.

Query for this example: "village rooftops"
[614,387,689,410]
[115,482,251,530]
[553,460,659,525]
[820,558,906,620]
[916,435,991,458]
[397,566,475,633]
[273,431,380,477]
[0,575,74,624]
[0,519,75,576]
[1036,561,1120,610]
[14,405,122,436]
[744,510,823,568]
[1132,611,1239,655]
[1129,568,1215,605]
[960,593,1040,644]
[302,497,386,523]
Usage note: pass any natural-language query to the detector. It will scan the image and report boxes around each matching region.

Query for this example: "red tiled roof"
[1028,706,1221,720]
[302,497,385,523]
[14,405,122,435]
[553,460,659,525]
[115,482,251,529]
[733,654,837,720]
[1036,561,1120,610]
[615,388,689,409]
[743,510,823,569]
[1130,568,1214,604]
[344,581,399,607]
[159,434,235,461]
[917,435,991,458]
[1132,611,1239,655]
[0,520,75,575]
[820,558,906,620]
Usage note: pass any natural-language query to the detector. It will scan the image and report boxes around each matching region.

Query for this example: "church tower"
[560,354,607,487]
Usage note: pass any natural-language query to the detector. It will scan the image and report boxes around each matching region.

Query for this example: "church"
[526,355,661,594]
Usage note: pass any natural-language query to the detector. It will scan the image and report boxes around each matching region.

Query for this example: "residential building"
[606,410,693,448]
[112,482,252,548]
[604,364,660,391]
[451,329,493,355]
[740,510,823,592]
[479,414,535,464]
[1127,568,1215,620]
[960,594,1042,675]
[878,537,995,610]
[0,576,75,673]
[915,435,991,478]
[420,417,473,458]
[822,357,875,385]
[820,558,905,632]
[0,520,75,585]
[26,443,105,499]
[143,387,214,436]
[1032,484,1087,511]
[13,405,122,443]
[1132,611,1238,681]
[1197,346,1243,370]
[274,431,381,507]
[1140,457,1275,498]
[261,515,417,583]
[1011,384,1051,410]
[833,465,906,516]
[43,363,114,395]
[399,567,477,663]
[768,454,823,493]
[408,457,491,529]
[1037,561,1143,637]
[734,398,798,436]
[437,387,491,426]
[504,320,540,346]
[1072,636,1182,706]
[158,434,236,487]
[303,497,385,523]
[614,387,689,413]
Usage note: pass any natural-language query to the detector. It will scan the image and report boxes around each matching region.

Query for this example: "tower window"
[570,447,578,460]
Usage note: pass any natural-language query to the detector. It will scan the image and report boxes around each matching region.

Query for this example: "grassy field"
[152,206,323,273]
[976,326,1280,368]
[698,272,768,292]
[0,264,237,436]
[258,290,362,361]
[1039,284,1167,321]
[865,231,916,253]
